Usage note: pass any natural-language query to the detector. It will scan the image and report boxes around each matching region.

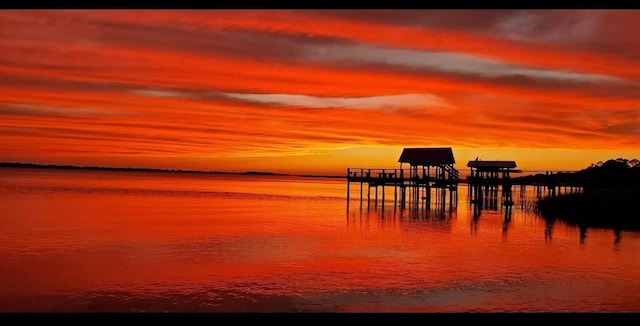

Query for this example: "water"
[0,167,638,312]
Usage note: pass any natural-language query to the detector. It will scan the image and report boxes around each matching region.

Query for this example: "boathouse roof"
[467,160,517,169]
[398,147,455,165]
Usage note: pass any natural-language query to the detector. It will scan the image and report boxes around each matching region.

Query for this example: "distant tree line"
[0,162,204,173]
[535,158,640,231]
[0,162,278,176]
[579,158,640,189]
[514,158,640,189]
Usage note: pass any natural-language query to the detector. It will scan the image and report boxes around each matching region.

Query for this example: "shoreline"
[536,190,640,231]
[0,162,345,179]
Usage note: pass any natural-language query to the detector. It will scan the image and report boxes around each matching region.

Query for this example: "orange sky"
[0,10,638,175]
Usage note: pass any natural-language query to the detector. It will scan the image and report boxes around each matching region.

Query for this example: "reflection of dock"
[347,148,459,211]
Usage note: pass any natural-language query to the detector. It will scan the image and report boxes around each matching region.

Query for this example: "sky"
[0,10,638,175]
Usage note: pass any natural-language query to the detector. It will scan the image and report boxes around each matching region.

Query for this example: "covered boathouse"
[466,159,521,208]
[467,160,520,183]
[346,147,459,210]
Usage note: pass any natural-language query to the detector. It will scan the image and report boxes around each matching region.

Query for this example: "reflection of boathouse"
[346,147,459,210]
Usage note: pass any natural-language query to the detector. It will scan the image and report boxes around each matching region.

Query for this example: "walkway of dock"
[347,168,583,211]
[346,148,583,212]
[346,167,459,210]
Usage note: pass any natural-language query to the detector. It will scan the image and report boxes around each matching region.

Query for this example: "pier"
[347,148,584,213]
[514,171,584,198]
[467,160,521,209]
[347,148,459,211]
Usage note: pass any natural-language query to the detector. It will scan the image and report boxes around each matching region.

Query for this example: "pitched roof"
[398,148,455,165]
[467,160,517,169]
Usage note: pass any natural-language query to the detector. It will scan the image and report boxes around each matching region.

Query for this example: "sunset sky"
[1,10,638,175]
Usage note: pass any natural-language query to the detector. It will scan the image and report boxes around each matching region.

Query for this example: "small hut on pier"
[398,148,458,186]
[467,160,520,183]
[346,147,459,210]
[466,160,521,208]
[397,147,459,209]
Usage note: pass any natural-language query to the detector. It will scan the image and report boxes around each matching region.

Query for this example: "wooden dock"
[346,149,584,213]
[346,148,459,210]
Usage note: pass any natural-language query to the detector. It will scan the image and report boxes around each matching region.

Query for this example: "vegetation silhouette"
[0,162,344,178]
[534,158,640,231]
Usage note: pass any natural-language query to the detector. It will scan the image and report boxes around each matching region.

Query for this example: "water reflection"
[614,229,621,247]
[348,202,455,224]
[2,170,639,312]
[350,211,630,260]
[346,196,459,239]
[537,219,625,248]
[350,184,633,249]
[502,205,513,240]
[545,218,555,242]
[580,225,588,244]
[466,183,518,242]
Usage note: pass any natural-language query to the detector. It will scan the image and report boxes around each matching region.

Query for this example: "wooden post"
[393,170,397,208]
[346,168,350,205]
[375,185,378,205]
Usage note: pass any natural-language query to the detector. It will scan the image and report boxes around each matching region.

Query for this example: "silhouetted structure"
[512,170,585,198]
[467,160,519,183]
[467,159,520,210]
[400,148,459,210]
[347,147,459,211]
[535,158,640,231]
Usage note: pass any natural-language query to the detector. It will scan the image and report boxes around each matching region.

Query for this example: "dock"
[347,147,459,210]
[346,147,584,213]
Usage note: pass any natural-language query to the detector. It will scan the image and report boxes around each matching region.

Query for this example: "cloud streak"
[0,10,638,173]
[302,43,622,84]
[222,93,451,109]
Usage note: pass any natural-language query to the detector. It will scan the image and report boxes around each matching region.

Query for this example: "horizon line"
[0,161,347,178]
[0,161,589,177]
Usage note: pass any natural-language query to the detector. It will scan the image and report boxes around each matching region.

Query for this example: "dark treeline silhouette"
[535,158,640,231]
[0,162,279,176]
[0,162,346,179]
[513,158,640,188]
[580,158,640,189]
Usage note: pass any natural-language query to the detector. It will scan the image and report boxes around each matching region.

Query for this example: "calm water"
[0,168,638,312]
